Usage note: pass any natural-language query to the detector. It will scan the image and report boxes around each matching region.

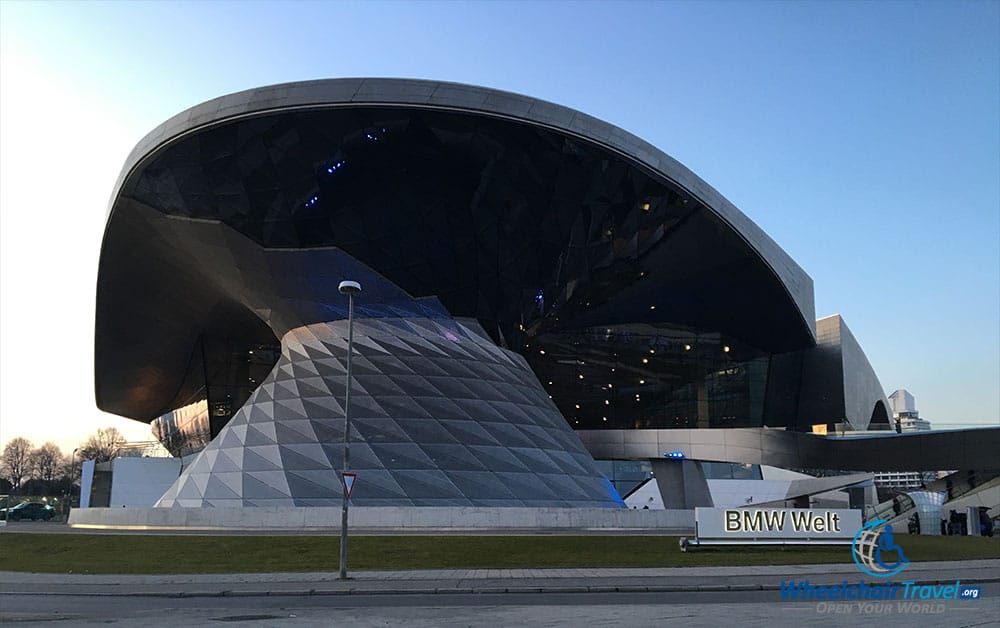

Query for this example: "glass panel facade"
[594,459,654,496]
[108,105,815,435]
[151,400,211,457]
[701,462,763,480]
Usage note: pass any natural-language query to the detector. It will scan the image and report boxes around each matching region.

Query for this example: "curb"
[5,577,999,598]
[0,585,768,598]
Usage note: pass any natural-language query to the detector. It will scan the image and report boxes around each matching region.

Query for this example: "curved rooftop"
[97,78,817,427]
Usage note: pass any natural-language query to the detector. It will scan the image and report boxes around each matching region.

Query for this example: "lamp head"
[338,280,362,295]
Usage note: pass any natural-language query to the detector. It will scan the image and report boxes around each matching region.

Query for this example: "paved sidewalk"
[3,560,998,598]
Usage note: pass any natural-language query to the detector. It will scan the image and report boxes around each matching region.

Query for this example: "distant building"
[898,414,932,433]
[876,390,934,490]
[888,389,916,415]
[888,389,932,433]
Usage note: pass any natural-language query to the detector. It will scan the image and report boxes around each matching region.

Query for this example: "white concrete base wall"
[69,506,694,531]
[110,458,183,507]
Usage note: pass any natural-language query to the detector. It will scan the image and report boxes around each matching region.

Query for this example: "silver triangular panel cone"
[209,449,243,473]
[302,396,344,419]
[246,444,284,468]
[275,398,308,419]
[176,478,205,500]
[247,403,274,424]
[314,358,347,376]
[295,330,328,355]
[155,318,623,509]
[245,422,278,446]
[371,334,423,357]
[297,377,332,397]
[230,423,249,443]
[275,378,301,398]
[318,337,348,355]
[352,335,392,355]
[221,446,244,468]
[156,483,180,506]
[214,471,244,496]
[203,449,219,467]
[279,443,332,470]
[396,330,449,356]
[246,471,293,498]
[274,419,318,443]
[190,472,210,495]
[286,346,312,365]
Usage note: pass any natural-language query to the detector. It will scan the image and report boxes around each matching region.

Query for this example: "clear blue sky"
[1,1,997,452]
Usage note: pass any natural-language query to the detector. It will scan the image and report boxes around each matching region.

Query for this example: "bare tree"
[60,456,81,486]
[1,437,34,494]
[78,427,127,463]
[29,443,65,484]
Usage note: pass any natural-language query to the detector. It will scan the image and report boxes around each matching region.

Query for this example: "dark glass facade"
[150,400,210,457]
[106,106,816,449]
[594,459,653,496]
[128,107,812,358]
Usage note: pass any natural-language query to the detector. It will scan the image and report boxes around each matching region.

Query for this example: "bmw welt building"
[88,79,996,526]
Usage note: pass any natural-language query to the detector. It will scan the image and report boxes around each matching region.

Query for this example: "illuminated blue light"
[325,160,347,174]
[664,451,685,459]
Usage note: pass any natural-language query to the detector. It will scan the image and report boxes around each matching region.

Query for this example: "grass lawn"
[1,533,997,574]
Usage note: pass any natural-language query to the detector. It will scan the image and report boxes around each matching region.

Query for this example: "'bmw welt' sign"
[695,507,861,539]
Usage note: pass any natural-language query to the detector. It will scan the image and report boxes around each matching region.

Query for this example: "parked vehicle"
[0,501,55,521]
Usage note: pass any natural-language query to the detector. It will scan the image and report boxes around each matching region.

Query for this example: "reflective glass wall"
[114,105,818,440]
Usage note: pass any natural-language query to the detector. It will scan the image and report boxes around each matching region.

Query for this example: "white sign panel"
[695,507,862,539]
[342,472,357,499]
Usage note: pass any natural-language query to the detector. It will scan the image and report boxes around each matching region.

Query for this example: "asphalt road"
[3,586,998,627]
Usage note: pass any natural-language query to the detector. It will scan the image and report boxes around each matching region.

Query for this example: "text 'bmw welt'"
[724,509,843,534]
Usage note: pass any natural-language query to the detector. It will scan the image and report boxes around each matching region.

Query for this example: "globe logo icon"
[852,518,909,578]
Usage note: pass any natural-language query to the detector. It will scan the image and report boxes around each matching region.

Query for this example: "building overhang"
[577,427,1000,472]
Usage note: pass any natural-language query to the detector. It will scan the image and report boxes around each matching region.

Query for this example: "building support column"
[651,458,713,509]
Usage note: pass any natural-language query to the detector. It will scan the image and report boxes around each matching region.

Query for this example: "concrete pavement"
[3,560,998,598]
[0,520,684,535]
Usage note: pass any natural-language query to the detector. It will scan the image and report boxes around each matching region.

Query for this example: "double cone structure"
[97,79,913,509]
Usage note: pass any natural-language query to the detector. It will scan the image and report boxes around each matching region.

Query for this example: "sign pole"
[337,280,361,580]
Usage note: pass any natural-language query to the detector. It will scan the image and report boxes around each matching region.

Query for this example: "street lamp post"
[61,447,81,522]
[71,447,80,505]
[337,279,361,580]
